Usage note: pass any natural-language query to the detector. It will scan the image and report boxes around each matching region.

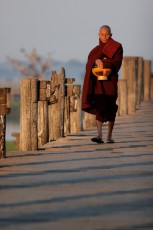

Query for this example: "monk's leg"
[96,120,103,138]
[91,119,104,143]
[107,121,115,142]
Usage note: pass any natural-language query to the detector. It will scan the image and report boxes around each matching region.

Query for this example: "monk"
[82,25,123,143]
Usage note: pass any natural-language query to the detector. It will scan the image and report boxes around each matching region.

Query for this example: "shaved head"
[99,25,112,35]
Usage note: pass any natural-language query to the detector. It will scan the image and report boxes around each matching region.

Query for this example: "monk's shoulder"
[110,38,122,47]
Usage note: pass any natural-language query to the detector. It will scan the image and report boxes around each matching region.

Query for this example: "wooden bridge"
[10,57,153,152]
[0,56,153,229]
[0,56,153,157]
[0,99,153,229]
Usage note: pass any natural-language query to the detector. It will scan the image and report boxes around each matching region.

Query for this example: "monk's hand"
[95,59,103,68]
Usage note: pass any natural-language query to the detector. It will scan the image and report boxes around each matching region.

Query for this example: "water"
[6,122,20,141]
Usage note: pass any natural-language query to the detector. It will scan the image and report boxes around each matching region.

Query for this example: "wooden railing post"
[69,85,82,134]
[151,75,153,99]
[144,60,151,100]
[0,114,6,158]
[64,77,75,136]
[20,78,38,151]
[0,88,11,158]
[37,80,50,148]
[65,83,82,134]
[83,112,96,130]
[137,57,144,106]
[117,79,128,116]
[122,56,138,114]
[49,68,65,141]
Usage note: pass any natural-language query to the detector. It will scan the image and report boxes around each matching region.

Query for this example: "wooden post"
[49,68,65,141]
[20,78,38,151]
[122,56,138,114]
[6,88,11,114]
[64,77,75,136]
[39,80,48,101]
[70,86,82,134]
[144,60,151,100]
[137,57,144,106]
[59,68,65,137]
[38,101,48,148]
[0,115,6,158]
[31,78,38,151]
[117,79,128,116]
[83,112,96,130]
[37,80,50,148]
[64,96,70,136]
[20,78,31,151]
[37,80,49,148]
[0,88,11,158]
[66,84,82,134]
[151,75,153,99]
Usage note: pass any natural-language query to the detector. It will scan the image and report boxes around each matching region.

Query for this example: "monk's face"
[98,27,111,43]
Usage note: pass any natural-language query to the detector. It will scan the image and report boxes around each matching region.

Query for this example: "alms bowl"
[92,67,112,80]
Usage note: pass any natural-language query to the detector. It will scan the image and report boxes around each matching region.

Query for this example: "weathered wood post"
[83,113,96,130]
[69,85,82,134]
[117,79,128,116]
[20,77,38,151]
[38,80,50,148]
[31,78,38,150]
[0,88,11,158]
[38,101,48,148]
[144,60,151,100]
[64,77,75,136]
[122,56,138,114]
[137,57,144,106]
[65,78,83,135]
[151,75,153,99]
[49,68,65,141]
[64,96,70,137]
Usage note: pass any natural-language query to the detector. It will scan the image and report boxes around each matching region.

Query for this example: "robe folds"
[82,38,123,122]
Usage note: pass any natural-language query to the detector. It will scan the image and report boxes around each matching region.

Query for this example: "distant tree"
[7,48,51,80]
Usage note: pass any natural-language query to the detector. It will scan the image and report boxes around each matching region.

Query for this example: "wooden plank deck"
[0,100,153,230]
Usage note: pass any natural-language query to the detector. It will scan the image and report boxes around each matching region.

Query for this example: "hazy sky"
[0,0,153,64]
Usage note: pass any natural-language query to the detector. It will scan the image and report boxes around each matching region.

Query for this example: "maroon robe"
[82,38,123,122]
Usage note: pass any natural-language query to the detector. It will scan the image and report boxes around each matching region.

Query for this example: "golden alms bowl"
[92,67,112,80]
